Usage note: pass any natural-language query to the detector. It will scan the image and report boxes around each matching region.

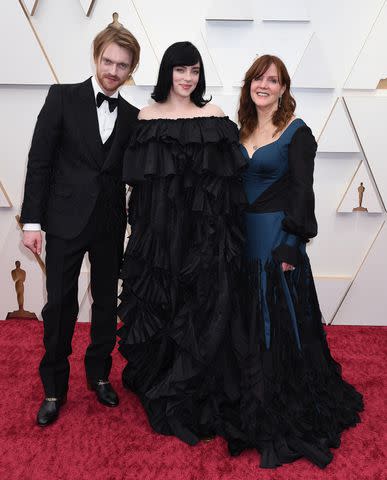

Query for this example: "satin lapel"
[101,95,131,171]
[76,78,104,168]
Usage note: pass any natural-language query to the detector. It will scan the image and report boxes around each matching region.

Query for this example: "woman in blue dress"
[233,55,363,468]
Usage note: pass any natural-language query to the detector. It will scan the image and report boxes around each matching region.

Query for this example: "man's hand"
[23,231,42,255]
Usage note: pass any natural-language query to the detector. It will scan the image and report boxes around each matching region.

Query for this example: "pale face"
[171,63,200,99]
[95,42,133,95]
[250,63,286,110]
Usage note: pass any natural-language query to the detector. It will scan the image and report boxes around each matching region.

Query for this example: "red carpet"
[0,320,385,480]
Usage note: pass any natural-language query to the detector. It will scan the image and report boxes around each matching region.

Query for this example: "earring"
[278,96,282,108]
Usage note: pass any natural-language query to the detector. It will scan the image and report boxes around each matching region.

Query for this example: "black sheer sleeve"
[284,125,318,240]
[272,125,318,265]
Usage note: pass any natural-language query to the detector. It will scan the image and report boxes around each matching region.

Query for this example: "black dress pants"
[39,209,125,398]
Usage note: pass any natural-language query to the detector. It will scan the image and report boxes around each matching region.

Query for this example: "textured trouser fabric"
[39,207,124,398]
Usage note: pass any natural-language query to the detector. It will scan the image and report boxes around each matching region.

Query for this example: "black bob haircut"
[151,41,211,107]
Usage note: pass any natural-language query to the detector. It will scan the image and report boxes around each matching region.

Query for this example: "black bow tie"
[96,92,118,112]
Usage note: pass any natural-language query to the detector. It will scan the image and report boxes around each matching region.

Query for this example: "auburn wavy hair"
[238,55,296,142]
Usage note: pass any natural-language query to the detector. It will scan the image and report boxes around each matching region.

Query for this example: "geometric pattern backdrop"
[0,0,386,324]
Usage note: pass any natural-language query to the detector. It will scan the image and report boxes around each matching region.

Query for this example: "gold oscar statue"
[6,261,38,319]
[352,182,368,212]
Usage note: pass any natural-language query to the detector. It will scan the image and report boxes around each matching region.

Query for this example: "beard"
[96,72,126,94]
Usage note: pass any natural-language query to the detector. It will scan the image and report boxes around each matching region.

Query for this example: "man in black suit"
[20,17,140,426]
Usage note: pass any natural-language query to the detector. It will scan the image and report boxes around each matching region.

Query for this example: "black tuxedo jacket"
[20,78,139,239]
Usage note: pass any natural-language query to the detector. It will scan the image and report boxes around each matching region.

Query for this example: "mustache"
[103,74,119,81]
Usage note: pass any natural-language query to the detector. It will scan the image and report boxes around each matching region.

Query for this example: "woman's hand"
[282,262,295,272]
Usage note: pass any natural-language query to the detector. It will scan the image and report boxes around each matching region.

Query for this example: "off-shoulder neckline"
[137,115,230,122]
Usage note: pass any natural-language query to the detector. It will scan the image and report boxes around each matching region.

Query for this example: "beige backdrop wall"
[1,0,386,325]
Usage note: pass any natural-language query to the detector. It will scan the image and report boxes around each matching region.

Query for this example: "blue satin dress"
[241,119,306,350]
[234,118,363,469]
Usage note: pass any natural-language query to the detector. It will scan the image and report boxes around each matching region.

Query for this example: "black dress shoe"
[87,380,119,407]
[36,394,67,427]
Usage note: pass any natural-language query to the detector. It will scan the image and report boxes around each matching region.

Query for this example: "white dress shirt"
[23,77,119,232]
[92,76,118,144]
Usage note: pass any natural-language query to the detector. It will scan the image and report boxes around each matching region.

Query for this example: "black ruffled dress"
[118,116,248,441]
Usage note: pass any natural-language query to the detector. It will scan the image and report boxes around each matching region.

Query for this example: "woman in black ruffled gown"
[233,55,363,468]
[118,42,248,442]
